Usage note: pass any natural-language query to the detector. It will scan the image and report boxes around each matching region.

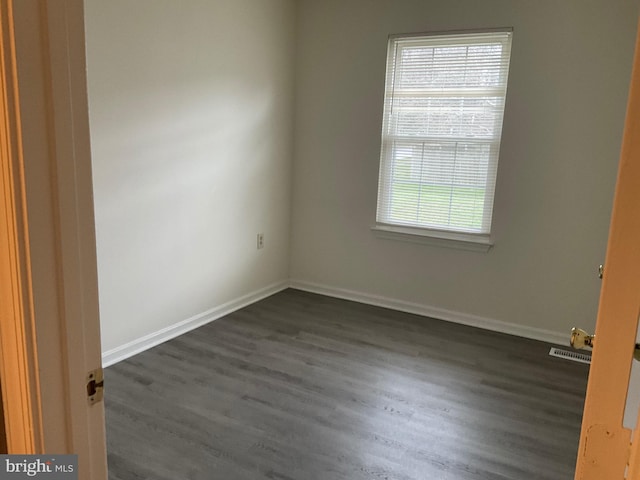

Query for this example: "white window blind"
[376,30,512,237]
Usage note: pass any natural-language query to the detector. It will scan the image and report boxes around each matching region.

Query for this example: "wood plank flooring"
[105,289,589,480]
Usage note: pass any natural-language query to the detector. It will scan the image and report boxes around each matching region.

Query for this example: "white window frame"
[373,29,513,251]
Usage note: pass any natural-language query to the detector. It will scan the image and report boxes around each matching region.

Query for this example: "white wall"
[290,0,639,340]
[85,0,295,353]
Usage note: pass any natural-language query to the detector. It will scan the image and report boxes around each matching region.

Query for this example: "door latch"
[571,328,640,362]
[86,368,104,405]
[571,328,595,350]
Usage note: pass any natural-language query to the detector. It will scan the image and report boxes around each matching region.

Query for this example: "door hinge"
[86,367,104,405]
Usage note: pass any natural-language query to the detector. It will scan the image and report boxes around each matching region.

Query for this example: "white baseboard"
[289,279,568,346]
[101,281,289,367]
[103,278,568,367]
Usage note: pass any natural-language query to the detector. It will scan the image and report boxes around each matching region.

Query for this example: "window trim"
[375,28,513,247]
[388,26,514,42]
[371,224,493,252]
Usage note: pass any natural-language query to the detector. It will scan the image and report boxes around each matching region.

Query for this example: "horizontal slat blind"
[376,30,512,235]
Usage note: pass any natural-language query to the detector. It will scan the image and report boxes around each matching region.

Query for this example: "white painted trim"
[103,278,568,367]
[372,224,493,252]
[289,279,568,346]
[102,281,288,367]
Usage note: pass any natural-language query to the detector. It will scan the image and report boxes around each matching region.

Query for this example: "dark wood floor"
[105,289,588,480]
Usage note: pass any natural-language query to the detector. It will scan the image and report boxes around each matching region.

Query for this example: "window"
[375,30,512,247]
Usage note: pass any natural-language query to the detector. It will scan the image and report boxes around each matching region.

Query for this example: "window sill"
[371,224,493,252]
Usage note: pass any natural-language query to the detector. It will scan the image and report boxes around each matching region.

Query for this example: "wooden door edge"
[627,407,640,478]
[0,0,44,455]
[574,15,640,480]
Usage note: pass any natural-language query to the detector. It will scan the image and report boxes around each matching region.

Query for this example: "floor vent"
[549,347,591,365]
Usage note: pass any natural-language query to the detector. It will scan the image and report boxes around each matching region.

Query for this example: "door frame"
[0,0,107,477]
[0,0,43,455]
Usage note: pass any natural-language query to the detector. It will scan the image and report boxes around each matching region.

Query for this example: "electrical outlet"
[257,233,264,250]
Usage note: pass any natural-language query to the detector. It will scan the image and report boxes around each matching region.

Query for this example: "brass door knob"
[571,328,595,350]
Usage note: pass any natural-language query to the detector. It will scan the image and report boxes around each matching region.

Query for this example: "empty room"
[6,0,639,478]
